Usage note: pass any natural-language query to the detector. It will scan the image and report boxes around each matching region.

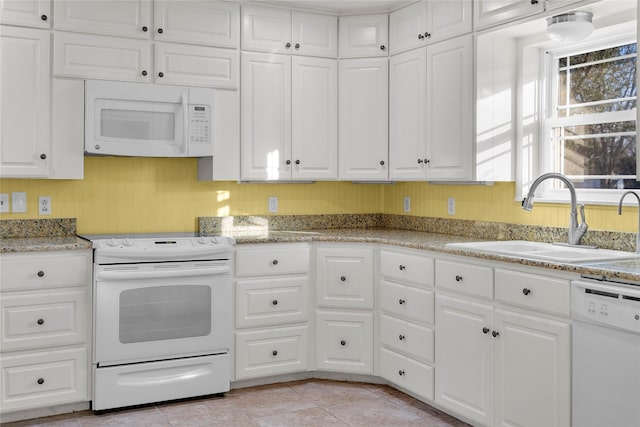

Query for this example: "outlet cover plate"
[0,193,8,213]
[268,196,278,213]
[403,196,410,213]
[447,197,455,215]
[39,196,51,215]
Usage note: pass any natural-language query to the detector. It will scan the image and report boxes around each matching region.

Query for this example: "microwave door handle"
[181,95,188,154]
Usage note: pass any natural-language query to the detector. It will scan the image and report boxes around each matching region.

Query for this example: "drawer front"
[495,269,570,317]
[236,277,309,328]
[380,249,434,287]
[316,311,373,374]
[379,280,434,325]
[380,314,434,363]
[1,289,88,352]
[235,326,308,380]
[436,259,493,299]
[0,347,88,413]
[1,251,91,291]
[379,348,434,401]
[316,247,374,309]
[235,244,310,277]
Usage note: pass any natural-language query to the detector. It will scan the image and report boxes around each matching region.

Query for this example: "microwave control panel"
[189,105,211,144]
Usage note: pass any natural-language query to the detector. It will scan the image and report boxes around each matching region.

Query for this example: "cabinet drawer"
[0,347,88,413]
[235,244,310,277]
[1,289,88,352]
[379,348,433,401]
[380,314,434,363]
[379,280,434,325]
[495,269,570,317]
[236,277,309,328]
[316,311,373,374]
[316,246,374,309]
[53,32,151,82]
[380,249,434,287]
[1,251,91,292]
[235,326,308,380]
[436,259,493,299]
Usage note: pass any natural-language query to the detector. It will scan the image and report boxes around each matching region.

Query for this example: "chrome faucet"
[618,191,640,253]
[521,173,588,246]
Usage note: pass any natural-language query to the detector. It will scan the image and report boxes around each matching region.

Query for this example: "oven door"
[94,261,231,366]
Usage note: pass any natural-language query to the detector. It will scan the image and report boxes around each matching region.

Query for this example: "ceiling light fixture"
[546,11,594,43]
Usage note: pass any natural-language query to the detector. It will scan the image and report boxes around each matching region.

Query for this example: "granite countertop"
[1,236,93,253]
[223,228,640,285]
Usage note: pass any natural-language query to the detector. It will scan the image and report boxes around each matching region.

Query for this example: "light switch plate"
[268,196,278,213]
[448,197,456,215]
[11,192,26,213]
[403,196,410,213]
[0,193,8,213]
[39,196,51,215]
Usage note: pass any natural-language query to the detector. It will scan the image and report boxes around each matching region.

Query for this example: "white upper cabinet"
[291,11,337,58]
[339,14,388,58]
[389,1,472,55]
[154,1,239,47]
[389,34,473,181]
[339,58,388,181]
[474,0,544,30]
[53,0,151,39]
[242,6,337,57]
[425,35,473,180]
[241,52,292,181]
[0,26,49,177]
[0,0,50,28]
[291,56,338,180]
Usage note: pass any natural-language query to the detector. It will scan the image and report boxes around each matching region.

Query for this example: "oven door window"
[119,285,211,344]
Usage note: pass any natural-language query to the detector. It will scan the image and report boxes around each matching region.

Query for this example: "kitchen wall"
[0,157,635,234]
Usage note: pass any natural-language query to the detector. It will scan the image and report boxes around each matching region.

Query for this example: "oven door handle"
[96,266,230,281]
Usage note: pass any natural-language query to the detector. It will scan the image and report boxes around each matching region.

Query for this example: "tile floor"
[3,379,470,427]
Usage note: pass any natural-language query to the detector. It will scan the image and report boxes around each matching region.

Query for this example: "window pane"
[570,43,637,66]
[569,57,637,108]
[553,121,638,189]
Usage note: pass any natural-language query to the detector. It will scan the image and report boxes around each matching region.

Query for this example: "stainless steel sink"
[445,240,640,263]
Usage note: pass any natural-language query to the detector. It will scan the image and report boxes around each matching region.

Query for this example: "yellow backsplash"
[0,157,635,234]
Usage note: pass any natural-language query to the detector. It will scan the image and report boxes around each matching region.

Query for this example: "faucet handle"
[579,204,587,225]
[577,204,588,239]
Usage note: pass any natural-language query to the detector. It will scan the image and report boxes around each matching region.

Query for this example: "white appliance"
[571,279,640,427]
[85,80,214,157]
[84,234,234,411]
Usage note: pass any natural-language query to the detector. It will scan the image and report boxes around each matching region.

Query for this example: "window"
[543,39,637,199]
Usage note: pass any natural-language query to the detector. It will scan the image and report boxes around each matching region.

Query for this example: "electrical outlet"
[403,196,410,213]
[39,196,51,215]
[448,197,456,215]
[268,196,278,213]
[11,192,26,213]
[0,193,8,213]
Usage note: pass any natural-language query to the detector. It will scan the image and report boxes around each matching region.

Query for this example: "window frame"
[535,32,637,205]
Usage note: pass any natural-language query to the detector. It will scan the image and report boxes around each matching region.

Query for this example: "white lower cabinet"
[315,310,373,374]
[0,250,91,415]
[435,261,572,427]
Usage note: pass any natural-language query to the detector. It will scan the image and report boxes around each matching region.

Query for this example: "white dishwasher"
[571,279,640,427]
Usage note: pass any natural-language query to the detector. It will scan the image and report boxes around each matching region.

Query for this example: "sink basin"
[446,240,640,263]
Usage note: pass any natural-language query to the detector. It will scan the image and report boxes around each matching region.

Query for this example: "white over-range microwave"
[85,80,214,157]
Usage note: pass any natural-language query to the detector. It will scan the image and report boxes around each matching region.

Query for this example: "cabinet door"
[241,52,292,181]
[426,1,473,44]
[53,0,150,39]
[0,26,49,177]
[316,311,373,374]
[435,294,494,426]
[0,0,50,28]
[291,12,337,58]
[389,48,427,181]
[338,58,388,181]
[154,1,239,48]
[389,2,427,55]
[154,43,238,88]
[474,0,544,30]
[494,309,571,427]
[425,35,473,180]
[53,32,151,82]
[315,246,373,309]
[241,5,291,54]
[338,14,388,58]
[291,56,338,180]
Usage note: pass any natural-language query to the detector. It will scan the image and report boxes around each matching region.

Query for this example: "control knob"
[106,239,119,247]
[197,236,209,244]
[123,238,134,247]
[211,236,221,244]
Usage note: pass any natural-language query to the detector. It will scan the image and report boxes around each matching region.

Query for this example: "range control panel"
[572,279,640,333]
